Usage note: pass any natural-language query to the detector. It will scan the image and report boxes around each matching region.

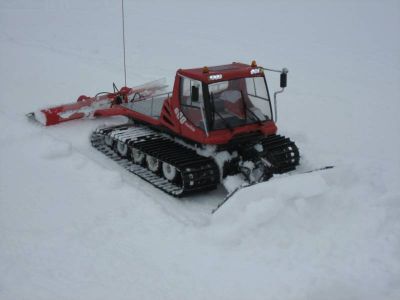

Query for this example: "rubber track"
[90,124,219,197]
[260,134,300,174]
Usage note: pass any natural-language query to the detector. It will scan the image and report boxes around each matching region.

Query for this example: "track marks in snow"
[39,139,72,159]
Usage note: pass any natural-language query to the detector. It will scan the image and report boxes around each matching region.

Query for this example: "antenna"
[121,0,127,87]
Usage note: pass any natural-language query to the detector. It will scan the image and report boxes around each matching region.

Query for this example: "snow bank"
[205,166,400,300]
[213,172,329,231]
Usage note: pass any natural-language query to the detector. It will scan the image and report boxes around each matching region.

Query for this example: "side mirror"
[191,85,199,102]
[280,68,288,88]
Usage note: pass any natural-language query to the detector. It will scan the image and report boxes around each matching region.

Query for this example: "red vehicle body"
[29,61,300,197]
[33,62,277,145]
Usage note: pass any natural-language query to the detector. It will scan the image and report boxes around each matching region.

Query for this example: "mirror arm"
[273,88,285,122]
[261,67,288,123]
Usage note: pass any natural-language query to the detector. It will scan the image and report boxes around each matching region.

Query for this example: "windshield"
[205,77,272,130]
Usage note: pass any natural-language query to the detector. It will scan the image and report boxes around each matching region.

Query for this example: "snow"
[34,110,47,125]
[1,0,400,299]
[223,174,245,194]
[215,172,329,220]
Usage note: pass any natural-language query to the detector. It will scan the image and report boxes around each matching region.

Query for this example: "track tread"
[91,124,219,197]
[261,134,300,174]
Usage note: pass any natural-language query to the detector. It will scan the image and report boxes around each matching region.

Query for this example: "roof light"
[251,60,257,67]
[209,74,222,80]
[202,66,209,73]
[250,68,261,75]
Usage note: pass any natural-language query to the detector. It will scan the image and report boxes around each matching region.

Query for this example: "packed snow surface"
[1,1,399,299]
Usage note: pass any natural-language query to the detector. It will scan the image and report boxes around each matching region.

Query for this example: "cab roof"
[177,62,264,84]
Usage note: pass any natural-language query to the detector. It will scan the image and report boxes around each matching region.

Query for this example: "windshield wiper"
[246,107,262,124]
[240,90,262,124]
[211,92,233,132]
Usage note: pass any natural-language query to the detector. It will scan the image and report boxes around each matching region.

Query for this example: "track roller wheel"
[162,162,179,182]
[116,141,128,157]
[131,148,145,164]
[146,155,160,173]
[104,135,113,147]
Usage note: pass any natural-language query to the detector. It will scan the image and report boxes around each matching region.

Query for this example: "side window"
[179,77,205,129]
[245,77,271,119]
[245,78,256,95]
[180,77,203,107]
[245,77,269,99]
[180,77,191,105]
